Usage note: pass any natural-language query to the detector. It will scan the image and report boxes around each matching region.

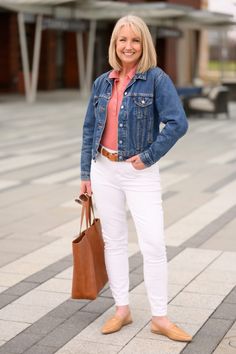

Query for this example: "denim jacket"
[80,67,188,180]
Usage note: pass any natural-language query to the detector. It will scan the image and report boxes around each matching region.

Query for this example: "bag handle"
[75,194,95,234]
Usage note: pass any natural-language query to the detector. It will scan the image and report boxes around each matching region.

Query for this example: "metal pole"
[76,32,85,91]
[85,20,96,92]
[31,15,43,103]
[17,12,31,102]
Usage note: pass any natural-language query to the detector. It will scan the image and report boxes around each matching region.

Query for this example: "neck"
[120,64,136,78]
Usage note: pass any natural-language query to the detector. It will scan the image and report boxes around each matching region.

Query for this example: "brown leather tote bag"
[71,196,108,300]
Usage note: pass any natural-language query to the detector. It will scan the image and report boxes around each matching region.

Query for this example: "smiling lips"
[123,52,135,55]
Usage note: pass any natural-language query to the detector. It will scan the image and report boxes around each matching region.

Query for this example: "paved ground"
[0,90,235,354]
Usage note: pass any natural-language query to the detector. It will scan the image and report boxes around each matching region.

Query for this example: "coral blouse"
[100,66,136,151]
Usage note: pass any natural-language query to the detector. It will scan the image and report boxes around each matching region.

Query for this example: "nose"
[125,41,132,49]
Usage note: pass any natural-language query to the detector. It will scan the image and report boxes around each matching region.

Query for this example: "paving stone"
[1,261,46,276]
[99,288,113,298]
[0,286,7,293]
[81,296,114,314]
[0,303,49,323]
[128,252,143,272]
[166,246,184,261]
[64,310,99,329]
[213,345,236,354]
[37,278,72,293]
[168,247,221,268]
[212,321,236,354]
[39,312,98,347]
[196,269,236,285]
[26,271,60,284]
[24,345,57,354]
[205,171,236,193]
[0,184,58,209]
[185,205,236,248]
[171,291,224,309]
[25,316,64,335]
[184,280,235,296]
[0,238,48,255]
[55,266,72,280]
[181,318,233,354]
[56,340,122,354]
[0,252,22,267]
[3,281,37,296]
[0,272,27,287]
[163,190,179,200]
[132,265,143,275]
[0,319,29,341]
[168,269,198,285]
[45,258,72,273]
[200,215,236,252]
[224,287,236,304]
[119,337,186,354]
[49,299,90,319]
[14,289,69,308]
[0,294,18,309]
[212,303,236,321]
[129,272,143,290]
[167,304,213,325]
[208,251,236,272]
[129,293,151,312]
[0,333,42,354]
[0,340,6,347]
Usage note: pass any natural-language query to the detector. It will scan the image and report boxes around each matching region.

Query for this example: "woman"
[80,15,192,342]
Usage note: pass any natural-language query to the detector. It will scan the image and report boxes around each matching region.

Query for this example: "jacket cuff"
[80,171,91,181]
[139,150,154,167]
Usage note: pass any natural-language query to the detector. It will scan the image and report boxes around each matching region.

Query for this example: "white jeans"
[91,153,168,316]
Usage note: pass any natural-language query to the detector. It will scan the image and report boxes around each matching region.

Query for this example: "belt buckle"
[100,146,105,155]
[99,146,118,161]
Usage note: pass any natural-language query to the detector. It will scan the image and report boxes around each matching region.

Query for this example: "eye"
[133,39,140,43]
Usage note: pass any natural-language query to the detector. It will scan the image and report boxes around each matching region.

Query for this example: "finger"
[86,184,92,197]
[126,156,137,162]
[80,185,86,194]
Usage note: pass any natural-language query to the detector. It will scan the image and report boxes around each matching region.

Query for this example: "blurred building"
[0,0,234,102]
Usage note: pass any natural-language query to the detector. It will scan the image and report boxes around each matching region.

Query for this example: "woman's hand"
[126,155,146,170]
[80,180,92,196]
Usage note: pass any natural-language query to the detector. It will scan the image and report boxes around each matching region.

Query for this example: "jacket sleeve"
[139,73,188,167]
[80,83,96,181]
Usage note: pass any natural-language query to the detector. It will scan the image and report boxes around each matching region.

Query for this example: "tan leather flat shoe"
[151,321,192,342]
[101,313,133,334]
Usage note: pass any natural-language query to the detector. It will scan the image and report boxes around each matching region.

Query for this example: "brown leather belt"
[98,146,118,162]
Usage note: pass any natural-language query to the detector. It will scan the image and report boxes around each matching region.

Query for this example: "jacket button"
[124,92,127,95]
[119,140,123,144]
[119,123,123,127]
[121,105,124,109]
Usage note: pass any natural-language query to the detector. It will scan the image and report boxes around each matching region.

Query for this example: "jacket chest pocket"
[132,96,154,149]
[133,96,153,119]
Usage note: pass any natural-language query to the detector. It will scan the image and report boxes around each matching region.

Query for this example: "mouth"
[122,52,135,56]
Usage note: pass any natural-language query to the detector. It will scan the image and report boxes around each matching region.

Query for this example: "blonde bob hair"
[108,15,157,73]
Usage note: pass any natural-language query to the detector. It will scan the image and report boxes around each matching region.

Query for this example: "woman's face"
[116,24,142,69]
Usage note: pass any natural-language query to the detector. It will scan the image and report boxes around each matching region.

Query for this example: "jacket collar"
[134,72,147,80]
[106,70,147,84]
[108,65,137,80]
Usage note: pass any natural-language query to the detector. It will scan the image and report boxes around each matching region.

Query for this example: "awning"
[0,0,233,27]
